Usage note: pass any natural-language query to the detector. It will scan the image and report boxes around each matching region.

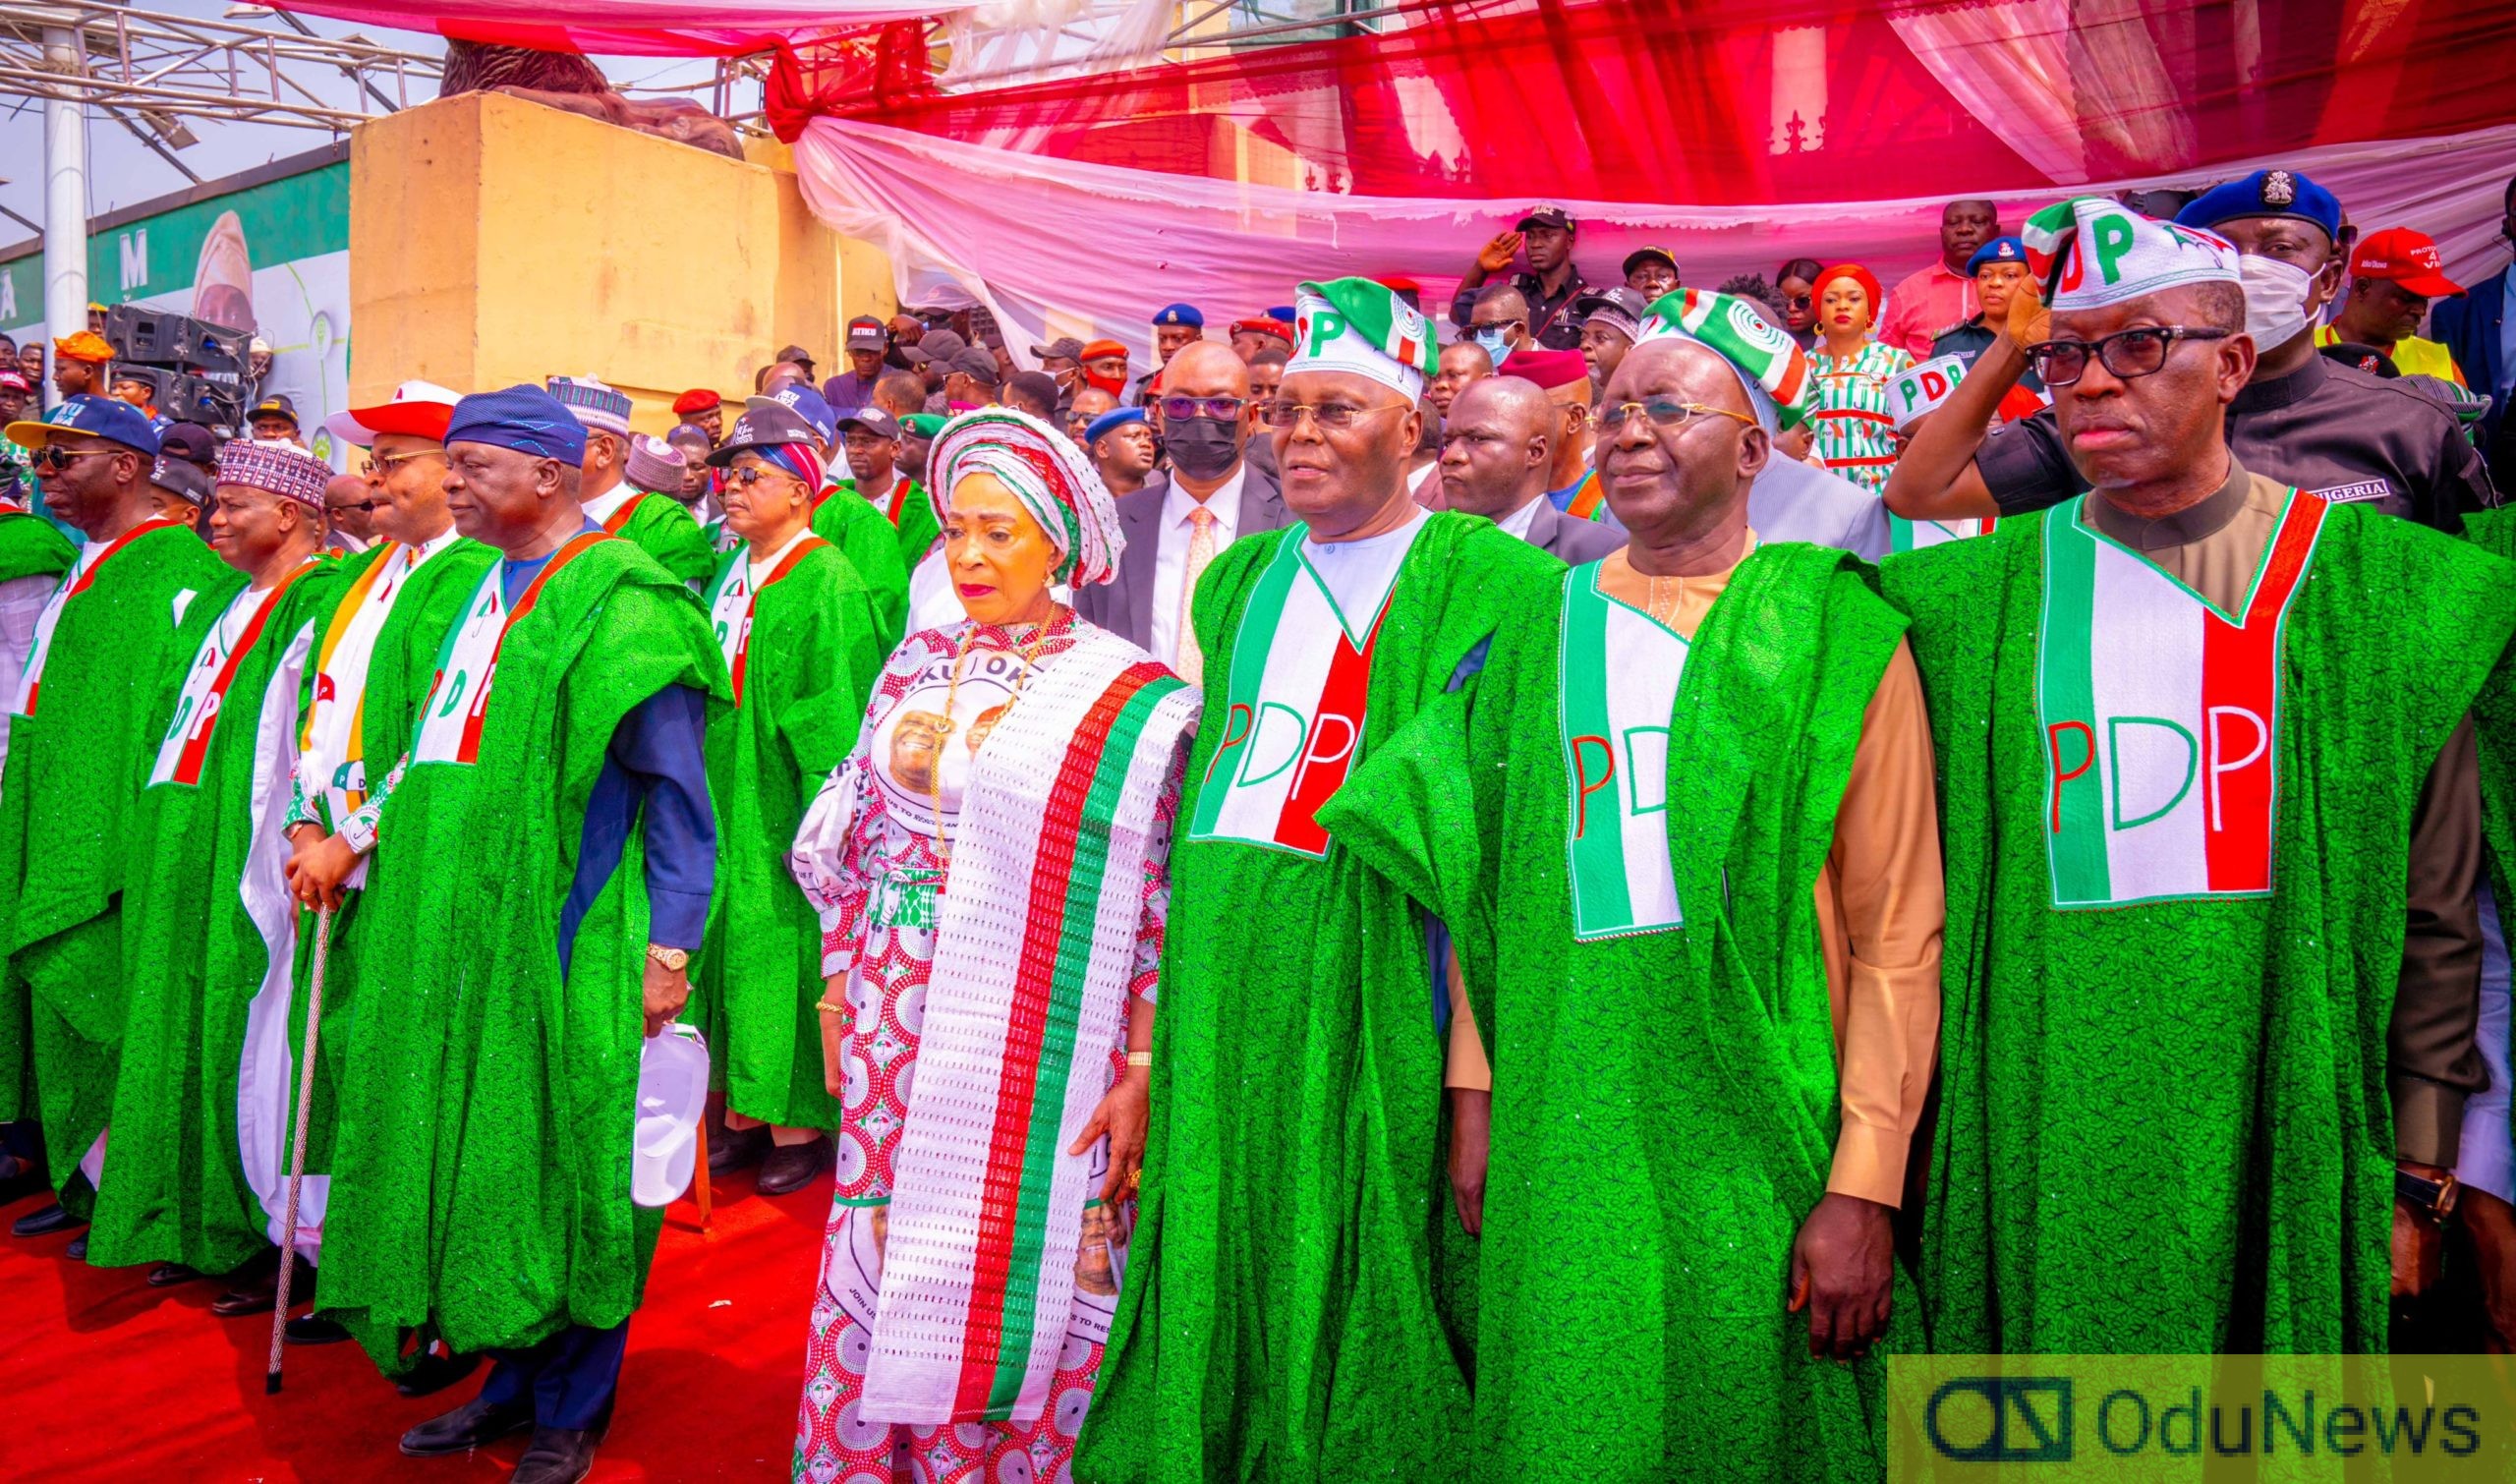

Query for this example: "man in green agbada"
[690,400,885,1194]
[1884,198,2513,1355]
[88,439,344,1306]
[271,383,496,1353]
[0,396,238,1249]
[1080,277,1563,1482]
[1326,301,1946,1481]
[551,372,718,586]
[309,386,726,1484]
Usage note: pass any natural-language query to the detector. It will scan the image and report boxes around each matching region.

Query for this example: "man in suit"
[1075,340,1288,678]
[2430,173,2516,486]
[1435,375,1624,564]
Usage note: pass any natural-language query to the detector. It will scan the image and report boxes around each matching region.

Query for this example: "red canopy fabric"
[773,0,2516,203]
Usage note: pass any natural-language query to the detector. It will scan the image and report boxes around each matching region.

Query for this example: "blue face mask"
[1472,325,1515,362]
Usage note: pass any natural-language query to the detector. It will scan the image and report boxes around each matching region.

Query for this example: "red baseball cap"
[2350,228,2463,298]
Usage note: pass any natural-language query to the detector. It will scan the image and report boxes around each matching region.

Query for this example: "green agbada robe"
[90,556,346,1273]
[0,507,75,584]
[1080,512,1563,1484]
[0,520,240,1213]
[832,472,940,584]
[692,538,883,1129]
[324,539,727,1363]
[1883,498,2516,1355]
[603,489,717,586]
[281,537,497,1192]
[1323,544,1915,1481]
[811,484,911,648]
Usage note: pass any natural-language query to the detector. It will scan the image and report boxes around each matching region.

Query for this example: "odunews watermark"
[1890,1355,2516,1480]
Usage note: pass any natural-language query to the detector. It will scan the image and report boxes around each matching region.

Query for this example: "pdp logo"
[1925,1376,2075,1463]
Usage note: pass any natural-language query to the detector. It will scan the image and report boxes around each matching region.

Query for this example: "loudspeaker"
[104,304,249,373]
[160,372,247,432]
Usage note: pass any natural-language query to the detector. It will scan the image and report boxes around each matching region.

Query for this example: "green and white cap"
[1289,277,1436,399]
[1633,289,1813,432]
[2024,196,2241,313]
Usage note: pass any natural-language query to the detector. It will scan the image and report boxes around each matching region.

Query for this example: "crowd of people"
[3,158,2516,1484]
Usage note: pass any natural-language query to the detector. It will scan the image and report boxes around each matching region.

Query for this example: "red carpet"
[0,1169,828,1481]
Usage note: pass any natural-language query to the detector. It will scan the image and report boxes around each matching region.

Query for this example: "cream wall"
[351,92,895,434]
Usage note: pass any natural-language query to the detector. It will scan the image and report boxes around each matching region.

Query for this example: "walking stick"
[266,903,334,1396]
[694,1117,714,1229]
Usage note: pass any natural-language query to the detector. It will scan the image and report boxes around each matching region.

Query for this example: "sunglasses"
[729,466,799,488]
[1158,395,1247,423]
[32,445,118,473]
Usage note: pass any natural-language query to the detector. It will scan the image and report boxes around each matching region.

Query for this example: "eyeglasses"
[1158,395,1247,423]
[2025,326,2231,387]
[1260,401,1409,432]
[360,449,442,478]
[31,445,116,473]
[1597,399,1758,433]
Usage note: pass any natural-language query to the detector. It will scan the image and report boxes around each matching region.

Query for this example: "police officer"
[1886,168,2498,532]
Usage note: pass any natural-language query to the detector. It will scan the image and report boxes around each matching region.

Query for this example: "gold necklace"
[925,610,1060,865]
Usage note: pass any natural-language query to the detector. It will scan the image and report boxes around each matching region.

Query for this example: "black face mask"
[1161,416,1243,482]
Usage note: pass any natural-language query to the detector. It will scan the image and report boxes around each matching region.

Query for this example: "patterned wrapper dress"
[1807,339,1916,495]
[787,612,1181,1484]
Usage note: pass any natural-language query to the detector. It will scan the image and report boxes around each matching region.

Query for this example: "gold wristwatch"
[646,943,690,972]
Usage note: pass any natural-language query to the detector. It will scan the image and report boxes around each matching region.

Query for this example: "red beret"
[1229,317,1293,344]
[1499,347,1590,391]
[671,388,721,416]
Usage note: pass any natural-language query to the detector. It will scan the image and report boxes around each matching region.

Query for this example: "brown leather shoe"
[210,1251,311,1318]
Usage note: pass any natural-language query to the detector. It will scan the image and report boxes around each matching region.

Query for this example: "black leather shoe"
[509,1425,603,1484]
[65,1233,86,1260]
[756,1136,829,1196]
[147,1261,203,1287]
[284,1314,351,1345]
[210,1251,310,1318]
[11,1201,83,1237]
[395,1348,483,1399]
[707,1121,769,1175]
[399,1393,534,1457]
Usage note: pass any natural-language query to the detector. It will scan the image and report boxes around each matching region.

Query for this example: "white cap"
[632,1024,710,1209]
[324,378,464,447]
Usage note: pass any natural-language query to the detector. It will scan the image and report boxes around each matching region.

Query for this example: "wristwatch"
[646,943,691,973]
[2396,1168,2460,1220]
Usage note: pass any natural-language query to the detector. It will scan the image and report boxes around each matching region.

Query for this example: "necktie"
[1176,505,1219,685]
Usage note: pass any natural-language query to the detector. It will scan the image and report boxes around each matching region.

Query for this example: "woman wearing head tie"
[785,407,1198,1483]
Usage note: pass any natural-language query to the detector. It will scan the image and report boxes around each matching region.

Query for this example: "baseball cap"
[1030,336,1086,363]
[1516,205,1576,233]
[1622,247,1679,277]
[149,454,212,505]
[899,329,969,368]
[249,393,299,426]
[839,407,900,439]
[775,342,816,368]
[326,378,463,446]
[844,315,886,352]
[1573,286,1649,337]
[5,392,162,456]
[948,347,1002,386]
[2349,228,2464,298]
[157,422,219,467]
[707,400,823,466]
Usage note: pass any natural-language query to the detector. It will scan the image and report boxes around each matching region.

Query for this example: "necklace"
[924,610,1060,865]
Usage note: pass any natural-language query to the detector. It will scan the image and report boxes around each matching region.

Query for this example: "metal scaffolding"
[0,2,440,137]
